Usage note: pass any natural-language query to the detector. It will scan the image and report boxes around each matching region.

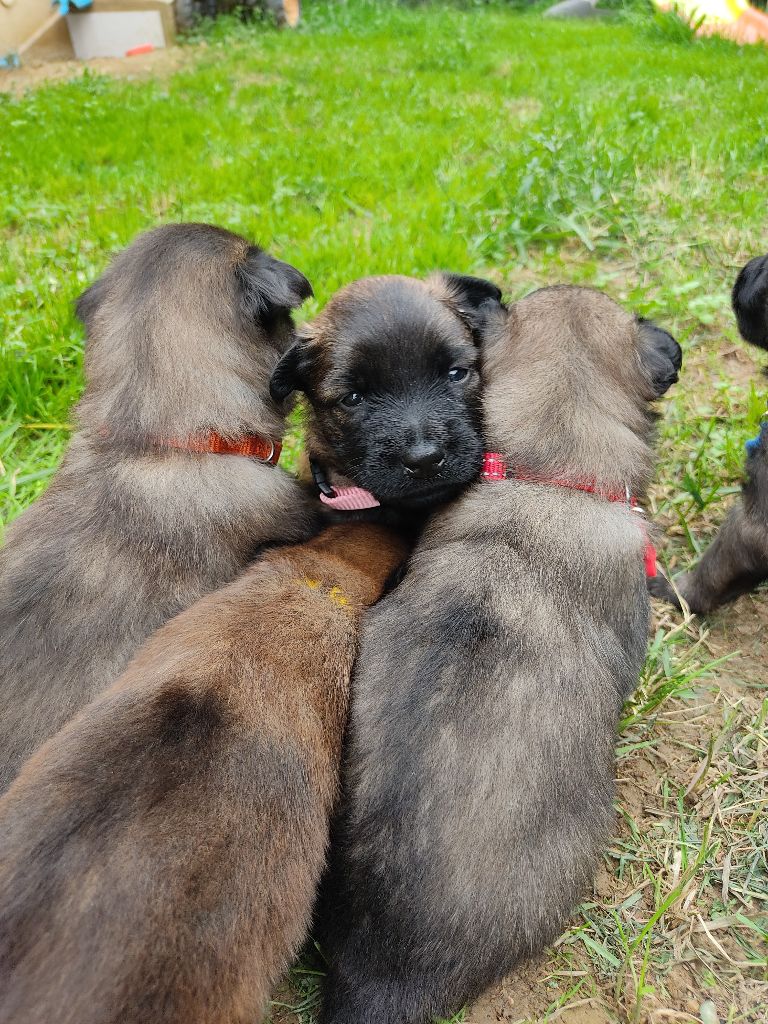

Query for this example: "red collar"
[155,432,282,465]
[481,452,657,577]
[482,453,632,503]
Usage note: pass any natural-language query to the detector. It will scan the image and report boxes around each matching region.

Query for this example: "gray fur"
[0,223,318,793]
[319,286,681,1024]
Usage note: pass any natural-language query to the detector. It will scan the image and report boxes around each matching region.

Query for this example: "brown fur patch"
[0,523,408,1024]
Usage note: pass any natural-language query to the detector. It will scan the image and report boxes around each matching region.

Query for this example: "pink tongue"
[319,486,381,511]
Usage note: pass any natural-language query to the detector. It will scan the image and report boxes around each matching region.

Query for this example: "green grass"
[1,3,767,1021]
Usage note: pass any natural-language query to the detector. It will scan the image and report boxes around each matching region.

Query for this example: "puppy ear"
[75,276,108,334]
[638,318,682,398]
[236,247,313,323]
[270,339,313,403]
[732,254,768,350]
[440,273,503,308]
[430,272,505,343]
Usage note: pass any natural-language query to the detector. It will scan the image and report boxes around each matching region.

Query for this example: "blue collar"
[745,420,768,456]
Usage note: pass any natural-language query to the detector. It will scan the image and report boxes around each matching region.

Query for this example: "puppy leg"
[321,960,446,1024]
[673,502,768,614]
[647,571,683,609]
[652,422,768,615]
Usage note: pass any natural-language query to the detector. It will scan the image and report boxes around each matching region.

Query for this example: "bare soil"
[0,46,188,95]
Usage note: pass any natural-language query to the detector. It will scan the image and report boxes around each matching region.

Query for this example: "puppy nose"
[401,442,446,478]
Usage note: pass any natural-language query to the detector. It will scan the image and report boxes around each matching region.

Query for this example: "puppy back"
[0,525,399,1024]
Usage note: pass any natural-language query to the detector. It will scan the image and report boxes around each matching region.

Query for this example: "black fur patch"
[638,319,682,397]
[236,246,313,327]
[732,254,768,350]
[154,685,224,748]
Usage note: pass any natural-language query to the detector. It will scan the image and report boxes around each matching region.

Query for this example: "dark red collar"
[481,452,657,577]
[155,432,282,465]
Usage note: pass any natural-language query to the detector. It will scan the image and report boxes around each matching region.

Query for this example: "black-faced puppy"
[650,253,768,613]
[270,273,504,516]
[0,523,408,1024]
[318,286,681,1024]
[0,223,317,793]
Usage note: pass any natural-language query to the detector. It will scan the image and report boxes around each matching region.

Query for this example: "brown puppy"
[270,273,503,518]
[650,253,768,613]
[0,522,407,1024]
[0,223,317,793]
[318,287,681,1024]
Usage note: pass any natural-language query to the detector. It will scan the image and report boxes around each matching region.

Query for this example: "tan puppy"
[0,523,407,1024]
[0,223,317,793]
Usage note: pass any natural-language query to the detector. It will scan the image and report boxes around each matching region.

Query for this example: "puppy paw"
[647,572,684,611]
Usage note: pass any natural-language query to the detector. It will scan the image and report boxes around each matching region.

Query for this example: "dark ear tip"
[75,280,101,330]
[295,271,314,302]
[269,379,289,403]
[732,254,768,349]
[440,272,503,306]
[637,319,682,398]
[269,339,307,403]
[239,248,313,317]
[668,335,683,372]
[279,257,313,303]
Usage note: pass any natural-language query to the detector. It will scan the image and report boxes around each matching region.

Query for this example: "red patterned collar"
[481,452,657,577]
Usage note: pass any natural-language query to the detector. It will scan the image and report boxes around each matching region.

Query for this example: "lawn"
[1,2,766,1022]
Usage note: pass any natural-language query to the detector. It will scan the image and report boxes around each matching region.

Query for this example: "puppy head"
[482,285,681,488]
[76,223,312,440]
[732,254,768,350]
[271,273,504,508]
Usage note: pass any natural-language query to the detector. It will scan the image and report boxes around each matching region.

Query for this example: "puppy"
[270,273,504,517]
[0,522,407,1024]
[318,286,681,1024]
[650,253,768,613]
[0,223,318,793]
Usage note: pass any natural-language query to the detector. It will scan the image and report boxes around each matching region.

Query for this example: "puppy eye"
[447,367,469,382]
[340,392,364,408]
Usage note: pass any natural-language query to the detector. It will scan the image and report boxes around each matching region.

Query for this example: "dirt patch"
[0,45,188,95]
[699,590,768,680]
[503,98,544,122]
[468,969,617,1023]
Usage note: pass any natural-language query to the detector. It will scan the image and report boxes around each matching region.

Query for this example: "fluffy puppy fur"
[0,523,408,1024]
[650,253,768,613]
[318,286,681,1024]
[0,223,318,794]
[270,273,504,513]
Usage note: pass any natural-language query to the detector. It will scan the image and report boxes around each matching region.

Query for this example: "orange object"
[125,42,154,56]
[655,0,768,44]
[101,428,282,465]
[698,4,768,43]
[156,431,282,464]
[283,0,300,27]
